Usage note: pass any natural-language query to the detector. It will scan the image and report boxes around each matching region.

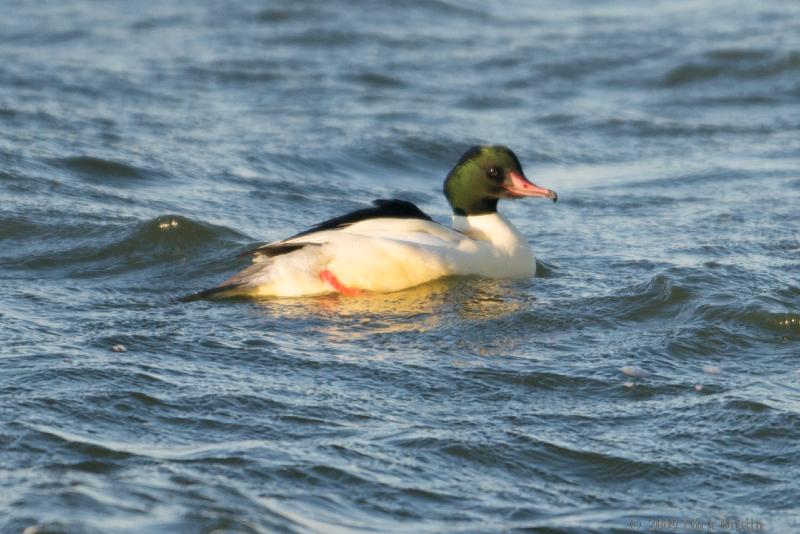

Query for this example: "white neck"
[452,212,530,253]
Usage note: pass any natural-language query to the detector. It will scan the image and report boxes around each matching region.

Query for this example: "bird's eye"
[487,167,500,179]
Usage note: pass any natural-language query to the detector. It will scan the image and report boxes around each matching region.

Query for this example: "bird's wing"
[240,198,463,257]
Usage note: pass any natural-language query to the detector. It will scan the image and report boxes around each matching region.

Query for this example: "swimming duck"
[195,145,557,298]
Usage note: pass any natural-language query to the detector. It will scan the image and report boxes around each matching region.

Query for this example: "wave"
[573,264,799,341]
[463,367,612,392]
[2,28,89,46]
[0,106,63,128]
[345,72,407,89]
[13,215,246,278]
[48,156,166,185]
[693,304,800,339]
[458,94,525,110]
[661,49,800,87]
[252,6,328,24]
[128,14,189,31]
[584,273,692,323]
[24,423,274,463]
[249,0,489,25]
[386,430,691,482]
[183,62,281,84]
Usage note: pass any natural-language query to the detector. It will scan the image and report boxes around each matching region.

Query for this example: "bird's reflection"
[249,277,532,341]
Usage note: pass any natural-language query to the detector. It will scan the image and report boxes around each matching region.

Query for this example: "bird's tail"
[178,283,247,302]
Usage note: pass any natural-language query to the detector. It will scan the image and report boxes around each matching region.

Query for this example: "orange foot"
[320,269,361,296]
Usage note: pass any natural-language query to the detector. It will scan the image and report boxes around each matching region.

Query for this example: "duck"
[192,145,557,299]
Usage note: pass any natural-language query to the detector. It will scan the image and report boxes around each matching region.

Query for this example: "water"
[2,0,799,532]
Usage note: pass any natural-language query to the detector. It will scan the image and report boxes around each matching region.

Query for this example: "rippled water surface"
[2,0,800,532]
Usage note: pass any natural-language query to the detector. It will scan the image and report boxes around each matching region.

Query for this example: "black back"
[291,199,432,239]
[242,199,433,258]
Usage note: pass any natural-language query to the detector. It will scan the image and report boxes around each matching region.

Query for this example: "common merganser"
[193,145,557,299]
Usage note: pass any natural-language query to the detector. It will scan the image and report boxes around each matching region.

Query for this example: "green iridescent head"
[443,145,557,216]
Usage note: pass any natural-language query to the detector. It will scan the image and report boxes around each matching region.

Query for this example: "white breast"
[451,213,536,278]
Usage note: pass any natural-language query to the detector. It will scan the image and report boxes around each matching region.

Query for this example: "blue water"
[2,1,799,532]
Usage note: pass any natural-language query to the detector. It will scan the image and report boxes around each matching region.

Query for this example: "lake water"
[2,0,799,532]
